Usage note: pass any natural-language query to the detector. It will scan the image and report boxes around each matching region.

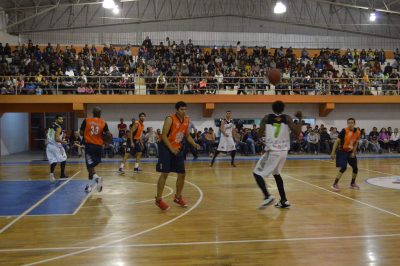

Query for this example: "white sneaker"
[95,176,103,192]
[85,184,92,193]
[259,196,274,209]
[393,178,400,184]
[49,173,56,183]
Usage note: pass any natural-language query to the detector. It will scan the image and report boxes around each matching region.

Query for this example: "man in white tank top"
[253,101,302,209]
[210,111,237,167]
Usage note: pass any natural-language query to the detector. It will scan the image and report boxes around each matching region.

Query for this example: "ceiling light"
[113,6,120,14]
[274,1,287,14]
[369,12,376,22]
[103,0,116,9]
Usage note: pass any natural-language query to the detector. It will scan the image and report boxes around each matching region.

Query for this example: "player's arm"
[257,116,267,139]
[331,138,341,159]
[102,123,112,145]
[161,116,178,155]
[79,119,86,138]
[286,111,303,137]
[220,120,227,137]
[54,126,66,144]
[351,138,359,158]
[185,130,200,150]
[130,124,137,147]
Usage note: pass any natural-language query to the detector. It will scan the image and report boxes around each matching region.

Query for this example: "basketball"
[268,68,282,85]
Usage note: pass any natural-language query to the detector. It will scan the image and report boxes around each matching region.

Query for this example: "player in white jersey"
[253,101,302,209]
[46,114,68,182]
[210,111,237,167]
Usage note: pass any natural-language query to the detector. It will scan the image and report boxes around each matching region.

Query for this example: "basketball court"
[0,156,399,265]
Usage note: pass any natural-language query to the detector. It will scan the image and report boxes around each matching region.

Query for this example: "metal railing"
[1,75,399,95]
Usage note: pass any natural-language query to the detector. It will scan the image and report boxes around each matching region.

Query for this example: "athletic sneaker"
[155,198,170,210]
[275,200,291,209]
[259,196,274,209]
[118,168,125,175]
[84,184,92,193]
[95,176,103,192]
[231,163,236,167]
[393,178,400,184]
[349,183,360,190]
[49,173,56,183]
[331,183,340,192]
[134,168,142,173]
[173,195,187,207]
[59,175,69,179]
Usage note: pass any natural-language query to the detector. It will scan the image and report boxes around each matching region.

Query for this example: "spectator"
[117,118,127,138]
[358,129,369,153]
[379,128,390,151]
[205,128,216,156]
[307,129,320,154]
[144,127,159,157]
[369,127,382,153]
[319,127,331,154]
[242,128,256,155]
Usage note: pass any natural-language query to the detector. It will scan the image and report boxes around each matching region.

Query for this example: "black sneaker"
[275,200,291,209]
[134,168,142,173]
[60,175,69,179]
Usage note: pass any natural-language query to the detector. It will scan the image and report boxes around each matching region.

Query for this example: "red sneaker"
[173,195,187,207]
[155,198,170,210]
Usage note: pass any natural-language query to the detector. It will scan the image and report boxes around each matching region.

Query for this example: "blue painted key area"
[0,180,89,216]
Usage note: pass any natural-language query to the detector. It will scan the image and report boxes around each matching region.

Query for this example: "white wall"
[0,113,29,156]
[81,104,400,137]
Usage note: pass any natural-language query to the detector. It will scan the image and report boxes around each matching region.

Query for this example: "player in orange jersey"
[155,101,200,210]
[80,106,111,193]
[331,118,361,192]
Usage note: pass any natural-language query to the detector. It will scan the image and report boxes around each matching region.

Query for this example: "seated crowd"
[59,117,400,159]
[1,38,400,95]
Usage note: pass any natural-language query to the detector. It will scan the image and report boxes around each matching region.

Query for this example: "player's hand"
[62,140,68,145]
[350,153,355,158]
[194,144,201,150]
[130,143,135,148]
[170,147,179,155]
[330,153,336,160]
[294,111,303,120]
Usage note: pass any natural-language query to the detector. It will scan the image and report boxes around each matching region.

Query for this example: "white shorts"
[46,144,67,164]
[217,136,236,152]
[253,150,288,178]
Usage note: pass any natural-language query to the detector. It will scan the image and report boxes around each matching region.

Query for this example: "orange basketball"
[268,68,281,85]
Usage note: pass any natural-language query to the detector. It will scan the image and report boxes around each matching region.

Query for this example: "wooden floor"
[0,158,399,266]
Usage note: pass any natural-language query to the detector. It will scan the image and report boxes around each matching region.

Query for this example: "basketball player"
[80,106,111,193]
[253,101,302,209]
[155,101,200,210]
[46,114,68,182]
[210,111,236,167]
[118,113,145,174]
[330,118,361,191]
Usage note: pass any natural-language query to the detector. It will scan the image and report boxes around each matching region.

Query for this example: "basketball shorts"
[253,150,288,177]
[336,150,357,169]
[46,143,67,164]
[85,143,103,169]
[156,142,185,174]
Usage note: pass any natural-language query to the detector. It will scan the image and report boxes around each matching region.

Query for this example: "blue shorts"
[156,142,185,174]
[336,150,357,169]
[85,144,102,169]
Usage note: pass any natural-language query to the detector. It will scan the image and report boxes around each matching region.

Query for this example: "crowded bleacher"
[1,37,400,95]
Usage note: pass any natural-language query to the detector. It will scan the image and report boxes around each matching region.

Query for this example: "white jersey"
[264,114,291,151]
[217,119,236,152]
[47,123,63,146]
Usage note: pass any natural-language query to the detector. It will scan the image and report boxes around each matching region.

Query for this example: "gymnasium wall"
[0,113,29,156]
[83,104,400,136]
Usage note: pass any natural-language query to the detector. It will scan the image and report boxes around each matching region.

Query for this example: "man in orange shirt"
[155,101,200,210]
[118,113,146,174]
[330,118,361,192]
[80,106,111,193]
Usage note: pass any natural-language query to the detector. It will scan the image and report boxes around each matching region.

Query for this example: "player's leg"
[134,141,143,173]
[173,155,187,207]
[46,145,57,182]
[230,150,236,167]
[210,150,220,167]
[348,156,360,189]
[58,145,68,179]
[119,151,130,174]
[272,152,290,209]
[60,161,68,179]
[253,151,281,209]
[331,151,348,192]
[155,143,171,210]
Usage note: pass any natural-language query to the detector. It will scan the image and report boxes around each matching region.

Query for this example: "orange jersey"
[82,118,107,146]
[339,128,361,152]
[167,114,189,149]
[133,121,144,140]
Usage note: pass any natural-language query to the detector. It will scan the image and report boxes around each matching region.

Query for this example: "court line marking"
[80,184,174,209]
[283,172,400,218]
[0,171,81,235]
[24,171,204,266]
[2,233,400,253]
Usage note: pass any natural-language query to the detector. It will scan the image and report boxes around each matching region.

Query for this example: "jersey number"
[273,123,281,138]
[90,125,99,135]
